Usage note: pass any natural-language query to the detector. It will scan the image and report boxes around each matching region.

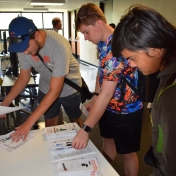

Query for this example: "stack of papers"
[48,138,96,162]
[48,138,74,155]
[44,123,79,140]
[56,157,99,176]
[44,123,102,175]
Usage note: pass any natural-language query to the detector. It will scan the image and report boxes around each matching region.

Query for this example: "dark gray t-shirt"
[18,30,81,97]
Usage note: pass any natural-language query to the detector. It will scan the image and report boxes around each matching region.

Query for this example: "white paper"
[53,155,108,176]
[52,141,96,162]
[80,103,89,117]
[0,131,34,152]
[45,123,112,176]
[56,157,99,176]
[44,123,79,140]
[0,106,24,115]
[48,138,73,149]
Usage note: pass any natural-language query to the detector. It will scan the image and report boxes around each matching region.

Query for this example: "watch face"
[82,124,92,133]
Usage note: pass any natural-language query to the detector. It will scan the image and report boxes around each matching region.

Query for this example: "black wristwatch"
[81,124,92,133]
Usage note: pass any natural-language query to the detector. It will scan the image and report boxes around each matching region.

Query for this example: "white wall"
[112,0,176,27]
[80,33,98,66]
[104,0,113,24]
[63,10,69,40]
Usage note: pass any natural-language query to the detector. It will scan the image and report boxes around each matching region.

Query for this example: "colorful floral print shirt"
[97,35,143,114]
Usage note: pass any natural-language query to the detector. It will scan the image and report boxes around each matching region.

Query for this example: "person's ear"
[34,31,40,40]
[95,20,103,28]
[148,48,164,58]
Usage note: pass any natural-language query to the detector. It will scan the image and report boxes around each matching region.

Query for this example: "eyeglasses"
[7,33,34,44]
[74,14,98,24]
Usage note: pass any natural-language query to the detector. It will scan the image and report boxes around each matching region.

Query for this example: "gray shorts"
[38,90,82,120]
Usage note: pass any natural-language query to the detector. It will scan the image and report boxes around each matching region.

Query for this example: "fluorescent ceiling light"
[23,8,48,12]
[30,0,65,6]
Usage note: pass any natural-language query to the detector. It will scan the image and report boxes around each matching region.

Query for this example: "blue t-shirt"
[97,35,143,114]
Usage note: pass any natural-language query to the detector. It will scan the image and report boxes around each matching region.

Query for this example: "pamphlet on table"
[44,122,113,176]
[0,131,34,152]
[43,123,79,140]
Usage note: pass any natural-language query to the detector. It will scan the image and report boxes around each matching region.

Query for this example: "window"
[0,13,21,39]
[43,13,63,35]
[0,13,21,30]
[0,12,64,40]
[22,13,43,29]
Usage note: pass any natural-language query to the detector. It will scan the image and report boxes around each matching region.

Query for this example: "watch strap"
[81,124,92,133]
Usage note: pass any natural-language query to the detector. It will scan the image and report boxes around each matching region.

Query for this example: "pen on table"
[62,163,67,171]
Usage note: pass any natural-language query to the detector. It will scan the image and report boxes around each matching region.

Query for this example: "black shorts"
[99,108,144,154]
[38,90,82,120]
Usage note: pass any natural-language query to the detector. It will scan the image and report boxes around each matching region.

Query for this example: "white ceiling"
[0,0,102,12]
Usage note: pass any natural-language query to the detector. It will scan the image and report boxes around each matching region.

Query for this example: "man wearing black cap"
[0,17,82,141]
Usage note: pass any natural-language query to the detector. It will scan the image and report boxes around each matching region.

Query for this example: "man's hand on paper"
[9,121,33,142]
[72,129,89,150]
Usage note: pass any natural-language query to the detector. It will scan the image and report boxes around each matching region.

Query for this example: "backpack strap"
[122,76,140,95]
[36,53,82,93]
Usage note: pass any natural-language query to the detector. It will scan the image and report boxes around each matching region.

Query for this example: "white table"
[2,75,36,87]
[0,129,120,176]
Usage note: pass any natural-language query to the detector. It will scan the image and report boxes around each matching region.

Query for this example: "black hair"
[109,23,116,29]
[112,4,176,65]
